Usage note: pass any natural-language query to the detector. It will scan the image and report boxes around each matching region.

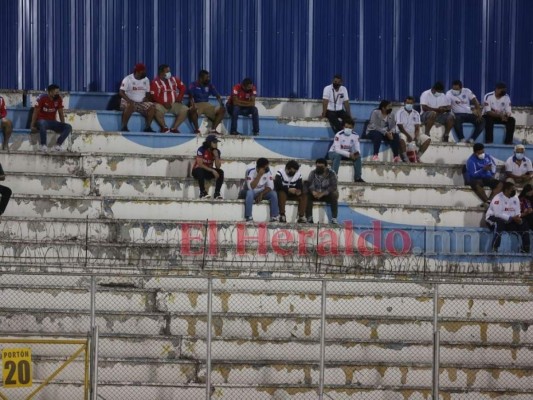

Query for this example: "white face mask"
[515,153,524,160]
[477,153,486,160]
[404,104,413,112]
[433,91,442,97]
[452,89,461,96]
[164,72,172,79]
[343,128,352,136]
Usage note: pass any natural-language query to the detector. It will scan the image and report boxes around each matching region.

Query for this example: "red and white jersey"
[446,88,477,114]
[395,108,421,135]
[486,192,520,223]
[322,84,349,111]
[0,96,6,119]
[227,83,257,105]
[246,165,274,193]
[420,89,451,110]
[150,76,186,105]
[35,94,63,121]
[483,92,512,116]
[192,146,221,169]
[120,73,150,103]
[328,130,360,158]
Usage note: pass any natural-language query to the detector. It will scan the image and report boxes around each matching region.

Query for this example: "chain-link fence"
[1,271,532,399]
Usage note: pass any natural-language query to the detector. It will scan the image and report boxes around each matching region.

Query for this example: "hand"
[255,194,263,203]
[524,208,533,216]
[350,152,360,160]
[483,165,492,171]
[321,112,326,119]
[312,191,322,199]
[31,126,38,133]
[501,115,508,122]
[211,170,219,180]
[512,216,523,224]
[385,132,393,140]
[190,104,197,112]
[257,167,266,176]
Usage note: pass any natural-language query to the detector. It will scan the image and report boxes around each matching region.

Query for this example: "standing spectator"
[518,184,533,230]
[321,74,352,135]
[0,96,12,150]
[486,181,530,253]
[119,63,156,132]
[395,96,431,162]
[226,78,259,136]
[150,64,188,133]
[504,144,533,186]
[420,81,455,142]
[446,80,485,143]
[239,158,279,222]
[274,160,306,223]
[465,143,503,207]
[189,70,225,134]
[191,134,224,199]
[483,82,515,144]
[0,162,12,217]
[328,119,365,182]
[30,84,72,152]
[306,158,339,225]
[364,100,402,162]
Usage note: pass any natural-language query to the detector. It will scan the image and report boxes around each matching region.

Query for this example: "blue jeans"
[245,190,279,219]
[328,151,362,180]
[227,105,259,134]
[37,119,72,146]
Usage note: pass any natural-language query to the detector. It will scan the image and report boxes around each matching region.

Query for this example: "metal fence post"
[90,325,99,400]
[206,277,213,399]
[432,283,440,399]
[318,279,327,399]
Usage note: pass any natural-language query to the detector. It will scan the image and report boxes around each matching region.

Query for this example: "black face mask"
[510,190,517,197]
[138,73,147,79]
[332,83,341,90]
[499,90,507,96]
[386,108,392,114]
[53,94,60,100]
[204,79,210,85]
[316,167,325,174]
[287,171,295,177]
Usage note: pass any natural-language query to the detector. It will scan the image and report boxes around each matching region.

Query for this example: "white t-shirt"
[328,130,361,158]
[505,155,533,177]
[322,84,349,111]
[120,74,151,103]
[446,88,476,114]
[246,166,274,193]
[420,89,451,110]
[486,192,520,224]
[483,92,512,116]
[395,108,421,135]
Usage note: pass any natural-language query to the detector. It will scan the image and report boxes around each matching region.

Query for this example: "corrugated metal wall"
[1,0,532,104]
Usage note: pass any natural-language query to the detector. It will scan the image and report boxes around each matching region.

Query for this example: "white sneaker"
[270,216,280,222]
[53,145,63,152]
[40,145,48,152]
[330,218,338,225]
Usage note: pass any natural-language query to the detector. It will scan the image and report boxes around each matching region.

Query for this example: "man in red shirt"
[0,96,12,150]
[150,64,189,133]
[226,78,259,136]
[30,84,72,152]
[191,134,224,199]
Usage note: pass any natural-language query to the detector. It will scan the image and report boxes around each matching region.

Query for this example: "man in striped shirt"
[274,160,306,223]
[150,64,189,133]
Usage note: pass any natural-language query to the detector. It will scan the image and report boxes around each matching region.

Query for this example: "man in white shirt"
[504,144,533,185]
[420,81,455,142]
[446,80,485,143]
[321,74,352,135]
[483,82,515,144]
[119,63,156,132]
[239,157,280,222]
[327,118,364,182]
[396,96,431,162]
[486,181,530,253]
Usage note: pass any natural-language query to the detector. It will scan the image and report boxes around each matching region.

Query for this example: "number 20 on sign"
[2,348,33,388]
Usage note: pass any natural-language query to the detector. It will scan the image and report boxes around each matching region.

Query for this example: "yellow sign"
[2,347,33,388]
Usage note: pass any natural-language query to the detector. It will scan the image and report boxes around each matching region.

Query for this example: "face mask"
[287,171,295,177]
[53,94,60,100]
[138,73,147,79]
[433,91,442,97]
[332,83,341,90]
[510,190,517,197]
[515,153,524,160]
[404,104,413,112]
[316,167,325,174]
[204,79,210,85]
[343,128,352,136]
[477,153,486,160]
[452,89,461,96]
[499,90,507,96]
[164,72,171,79]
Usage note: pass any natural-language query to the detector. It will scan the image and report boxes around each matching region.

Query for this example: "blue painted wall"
[1,0,532,104]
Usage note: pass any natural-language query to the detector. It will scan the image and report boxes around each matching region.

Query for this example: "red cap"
[133,63,146,73]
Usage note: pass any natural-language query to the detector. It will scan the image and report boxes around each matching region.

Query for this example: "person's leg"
[172,103,189,131]
[470,181,489,202]
[56,122,72,146]
[36,119,49,145]
[388,133,400,157]
[1,119,12,150]
[353,157,362,181]
[296,193,307,218]
[189,105,200,131]
[263,190,279,218]
[453,113,466,141]
[422,111,436,138]
[504,116,516,145]
[153,104,169,130]
[192,168,211,196]
[328,151,342,175]
[367,130,383,156]
[120,99,135,130]
[213,106,225,131]
[323,191,339,219]
[483,115,495,143]
[490,217,506,251]
[250,106,259,135]
[443,113,455,140]
[326,111,341,134]
[277,190,288,216]
[245,189,255,219]
[0,184,12,215]
[467,114,486,142]
[516,222,530,252]
[230,105,240,133]
[213,168,224,195]
[305,192,314,220]
[144,104,156,130]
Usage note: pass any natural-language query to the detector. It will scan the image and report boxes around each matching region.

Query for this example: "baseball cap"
[206,134,219,143]
[133,63,147,73]
[515,144,525,152]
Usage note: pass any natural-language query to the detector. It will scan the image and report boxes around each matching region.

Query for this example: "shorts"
[421,111,453,125]
[120,98,154,116]
[155,102,188,117]
[195,102,219,121]
[469,178,500,190]
[399,132,430,147]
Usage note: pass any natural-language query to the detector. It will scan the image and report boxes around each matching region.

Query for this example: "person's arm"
[233,95,254,107]
[58,108,66,123]
[321,98,328,118]
[0,98,6,119]
[211,85,224,107]
[213,148,221,169]
[176,79,186,103]
[273,173,284,191]
[30,103,40,131]
[249,169,264,189]
[326,171,338,194]
[369,110,387,134]
[471,96,482,117]
[397,124,412,142]
[343,100,352,118]
[351,137,361,158]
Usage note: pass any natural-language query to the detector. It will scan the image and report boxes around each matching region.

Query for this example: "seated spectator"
[191,135,224,199]
[364,100,402,162]
[420,81,455,142]
[227,78,259,136]
[189,70,225,134]
[446,80,485,143]
[486,181,530,253]
[239,158,279,222]
[321,74,352,135]
[306,158,339,225]
[119,63,156,132]
[518,184,533,230]
[30,84,72,152]
[466,143,503,207]
[328,118,365,183]
[0,96,12,150]
[274,160,306,223]
[504,144,533,186]
[395,96,431,162]
[482,82,515,144]
[0,162,12,217]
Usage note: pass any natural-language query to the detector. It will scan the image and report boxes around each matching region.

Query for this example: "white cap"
[515,144,525,152]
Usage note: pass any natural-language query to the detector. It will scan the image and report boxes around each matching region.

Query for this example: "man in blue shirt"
[465,143,503,207]
[189,70,225,134]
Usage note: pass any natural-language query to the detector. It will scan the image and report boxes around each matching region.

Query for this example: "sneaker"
[214,193,223,200]
[210,129,221,135]
[393,156,401,163]
[371,155,379,161]
[306,217,314,224]
[230,131,241,135]
[354,178,366,183]
[279,215,287,223]
[194,129,201,134]
[297,217,307,223]
[40,145,48,152]
[330,218,338,225]
[467,138,475,144]
[53,144,63,152]
[245,216,254,223]
[199,192,211,199]
[144,127,155,133]
[170,128,180,134]
[253,132,259,136]
[442,135,449,142]
[120,126,129,132]
[161,127,170,133]
[459,138,467,143]
[270,216,280,222]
